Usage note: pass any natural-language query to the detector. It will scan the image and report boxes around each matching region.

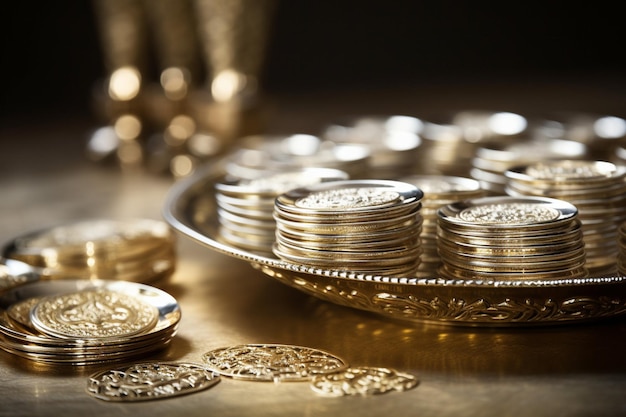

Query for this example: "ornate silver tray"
[163,162,626,327]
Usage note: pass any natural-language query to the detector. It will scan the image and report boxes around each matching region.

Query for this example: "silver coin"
[275,179,422,216]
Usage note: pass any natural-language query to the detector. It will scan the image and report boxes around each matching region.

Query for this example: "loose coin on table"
[310,366,419,397]
[87,362,220,402]
[201,344,349,382]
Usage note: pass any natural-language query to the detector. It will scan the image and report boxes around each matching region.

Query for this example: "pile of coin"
[214,168,349,255]
[437,196,588,281]
[399,175,486,276]
[2,218,177,283]
[416,120,474,177]
[505,160,626,274]
[273,179,424,276]
[0,279,181,365]
[322,115,424,179]
[223,134,371,180]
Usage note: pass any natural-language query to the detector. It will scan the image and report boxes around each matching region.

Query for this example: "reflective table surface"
[2,85,626,417]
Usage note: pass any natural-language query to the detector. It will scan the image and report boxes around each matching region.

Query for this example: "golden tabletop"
[2,87,626,417]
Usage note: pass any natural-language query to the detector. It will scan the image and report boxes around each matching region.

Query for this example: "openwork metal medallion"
[86,362,220,402]
[201,344,349,382]
[310,366,419,397]
[30,289,159,339]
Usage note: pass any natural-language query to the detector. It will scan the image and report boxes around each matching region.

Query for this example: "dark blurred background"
[1,1,625,125]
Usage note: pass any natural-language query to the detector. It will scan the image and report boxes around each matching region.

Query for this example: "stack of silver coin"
[3,219,177,283]
[273,179,424,276]
[417,111,530,178]
[321,115,424,179]
[214,168,349,255]
[437,196,588,281]
[224,134,371,180]
[471,138,588,194]
[417,120,474,177]
[398,175,487,277]
[0,279,181,365]
[505,160,626,274]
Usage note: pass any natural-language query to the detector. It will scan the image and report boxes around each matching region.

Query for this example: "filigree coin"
[201,344,349,382]
[310,366,419,396]
[86,362,220,402]
[30,289,159,340]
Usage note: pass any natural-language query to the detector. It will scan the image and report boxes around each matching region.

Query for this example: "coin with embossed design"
[275,179,422,217]
[30,289,159,340]
[87,362,220,402]
[310,366,419,396]
[201,344,349,382]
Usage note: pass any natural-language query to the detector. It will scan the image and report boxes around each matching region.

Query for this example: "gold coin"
[310,366,419,396]
[201,344,349,382]
[30,289,159,340]
[87,362,220,402]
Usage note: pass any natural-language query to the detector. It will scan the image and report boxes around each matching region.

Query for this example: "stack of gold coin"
[214,168,350,255]
[471,138,588,194]
[0,279,181,365]
[505,160,626,274]
[437,196,588,281]
[3,218,177,282]
[618,221,626,276]
[224,134,371,180]
[273,179,424,276]
[398,175,487,276]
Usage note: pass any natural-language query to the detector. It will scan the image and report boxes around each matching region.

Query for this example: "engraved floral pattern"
[201,344,348,381]
[87,362,220,401]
